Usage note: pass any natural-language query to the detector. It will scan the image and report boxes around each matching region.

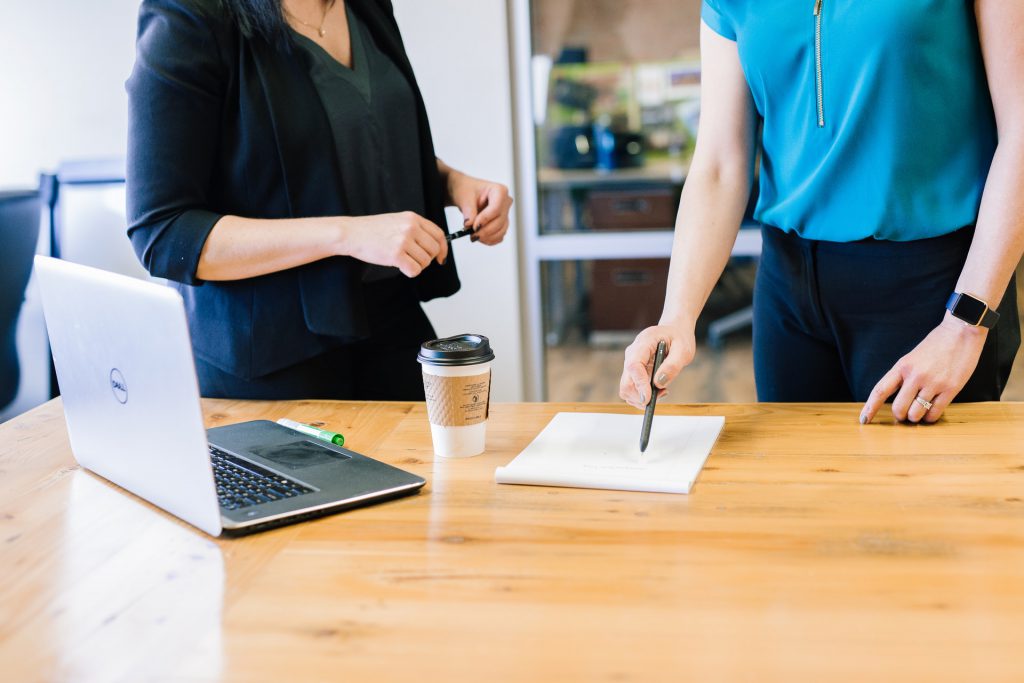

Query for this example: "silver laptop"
[34,256,425,536]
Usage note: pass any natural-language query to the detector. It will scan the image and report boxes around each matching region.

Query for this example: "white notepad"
[495,412,725,494]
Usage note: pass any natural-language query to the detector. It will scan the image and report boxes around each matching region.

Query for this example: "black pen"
[639,340,667,454]
[446,226,476,242]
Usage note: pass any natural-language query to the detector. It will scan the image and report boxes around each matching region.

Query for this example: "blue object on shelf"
[594,126,645,171]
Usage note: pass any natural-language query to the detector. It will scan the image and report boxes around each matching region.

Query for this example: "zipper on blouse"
[813,0,825,128]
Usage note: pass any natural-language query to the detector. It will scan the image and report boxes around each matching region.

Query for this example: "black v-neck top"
[293,6,427,280]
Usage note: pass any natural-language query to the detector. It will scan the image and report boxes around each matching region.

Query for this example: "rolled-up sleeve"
[702,0,737,41]
[126,0,228,285]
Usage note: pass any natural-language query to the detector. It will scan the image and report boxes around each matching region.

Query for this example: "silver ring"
[914,395,934,411]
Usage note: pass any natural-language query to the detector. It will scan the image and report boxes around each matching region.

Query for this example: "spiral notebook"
[495,412,725,494]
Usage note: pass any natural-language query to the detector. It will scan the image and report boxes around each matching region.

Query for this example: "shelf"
[537,160,689,189]
[535,225,762,261]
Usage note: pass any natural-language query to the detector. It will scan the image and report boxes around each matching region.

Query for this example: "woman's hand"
[860,313,988,424]
[446,170,513,245]
[619,323,696,410]
[339,211,449,278]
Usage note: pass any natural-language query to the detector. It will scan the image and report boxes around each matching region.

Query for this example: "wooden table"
[2,400,1023,682]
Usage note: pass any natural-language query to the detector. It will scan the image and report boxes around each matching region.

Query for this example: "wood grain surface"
[2,399,1023,682]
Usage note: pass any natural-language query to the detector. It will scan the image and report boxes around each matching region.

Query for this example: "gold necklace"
[285,0,335,38]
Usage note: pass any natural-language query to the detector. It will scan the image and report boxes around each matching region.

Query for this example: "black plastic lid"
[417,334,495,366]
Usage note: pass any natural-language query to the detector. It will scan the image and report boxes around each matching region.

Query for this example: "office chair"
[0,188,43,410]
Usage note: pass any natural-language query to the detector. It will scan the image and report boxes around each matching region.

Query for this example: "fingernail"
[656,373,668,386]
[859,413,868,425]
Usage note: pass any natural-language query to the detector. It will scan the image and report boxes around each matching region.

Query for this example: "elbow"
[689,140,754,193]
[994,130,1024,161]
[127,221,163,278]
[125,207,221,286]
[688,153,754,198]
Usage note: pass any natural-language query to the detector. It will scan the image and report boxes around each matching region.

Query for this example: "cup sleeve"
[701,0,737,41]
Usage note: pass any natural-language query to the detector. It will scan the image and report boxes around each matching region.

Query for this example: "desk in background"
[2,399,1023,682]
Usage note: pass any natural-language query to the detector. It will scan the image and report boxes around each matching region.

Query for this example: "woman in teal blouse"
[620,1,1024,424]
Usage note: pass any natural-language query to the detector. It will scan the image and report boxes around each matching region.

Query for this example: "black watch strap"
[946,292,1000,329]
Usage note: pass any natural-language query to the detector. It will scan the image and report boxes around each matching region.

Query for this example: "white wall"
[1,0,525,407]
[0,1,138,188]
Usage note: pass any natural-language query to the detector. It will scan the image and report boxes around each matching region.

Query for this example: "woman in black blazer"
[126,0,513,400]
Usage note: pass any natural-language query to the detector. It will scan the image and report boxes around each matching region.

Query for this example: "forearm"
[196,215,344,281]
[955,136,1024,308]
[659,166,753,328]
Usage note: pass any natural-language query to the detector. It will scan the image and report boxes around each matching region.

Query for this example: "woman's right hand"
[339,211,449,278]
[619,323,697,410]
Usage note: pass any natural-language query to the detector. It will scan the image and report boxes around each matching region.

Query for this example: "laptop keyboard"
[209,446,314,511]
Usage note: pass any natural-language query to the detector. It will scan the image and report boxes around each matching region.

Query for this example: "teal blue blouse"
[701,0,997,242]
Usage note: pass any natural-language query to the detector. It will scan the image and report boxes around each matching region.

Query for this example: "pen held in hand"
[446,226,477,242]
[639,340,667,454]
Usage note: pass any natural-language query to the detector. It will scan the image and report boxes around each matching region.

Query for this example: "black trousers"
[196,278,436,401]
[752,225,1020,403]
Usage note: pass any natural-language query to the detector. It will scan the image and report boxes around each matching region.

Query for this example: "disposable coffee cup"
[418,334,495,458]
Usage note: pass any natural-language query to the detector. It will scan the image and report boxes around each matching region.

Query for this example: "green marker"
[276,418,345,447]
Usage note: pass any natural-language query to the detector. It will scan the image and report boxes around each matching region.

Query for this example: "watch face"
[953,294,987,324]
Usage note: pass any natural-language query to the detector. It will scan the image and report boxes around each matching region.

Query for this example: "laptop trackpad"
[247,440,351,471]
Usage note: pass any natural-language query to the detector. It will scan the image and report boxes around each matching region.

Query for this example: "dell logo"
[109,368,128,404]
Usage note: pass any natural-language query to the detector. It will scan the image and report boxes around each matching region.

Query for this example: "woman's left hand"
[860,313,988,424]
[447,171,513,245]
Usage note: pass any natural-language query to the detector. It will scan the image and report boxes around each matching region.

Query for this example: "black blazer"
[126,0,460,379]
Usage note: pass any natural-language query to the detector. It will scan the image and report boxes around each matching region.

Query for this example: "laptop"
[34,256,426,536]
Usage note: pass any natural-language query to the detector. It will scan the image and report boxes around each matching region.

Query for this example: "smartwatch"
[946,291,999,329]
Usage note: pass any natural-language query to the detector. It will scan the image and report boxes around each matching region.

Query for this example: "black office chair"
[0,186,43,410]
